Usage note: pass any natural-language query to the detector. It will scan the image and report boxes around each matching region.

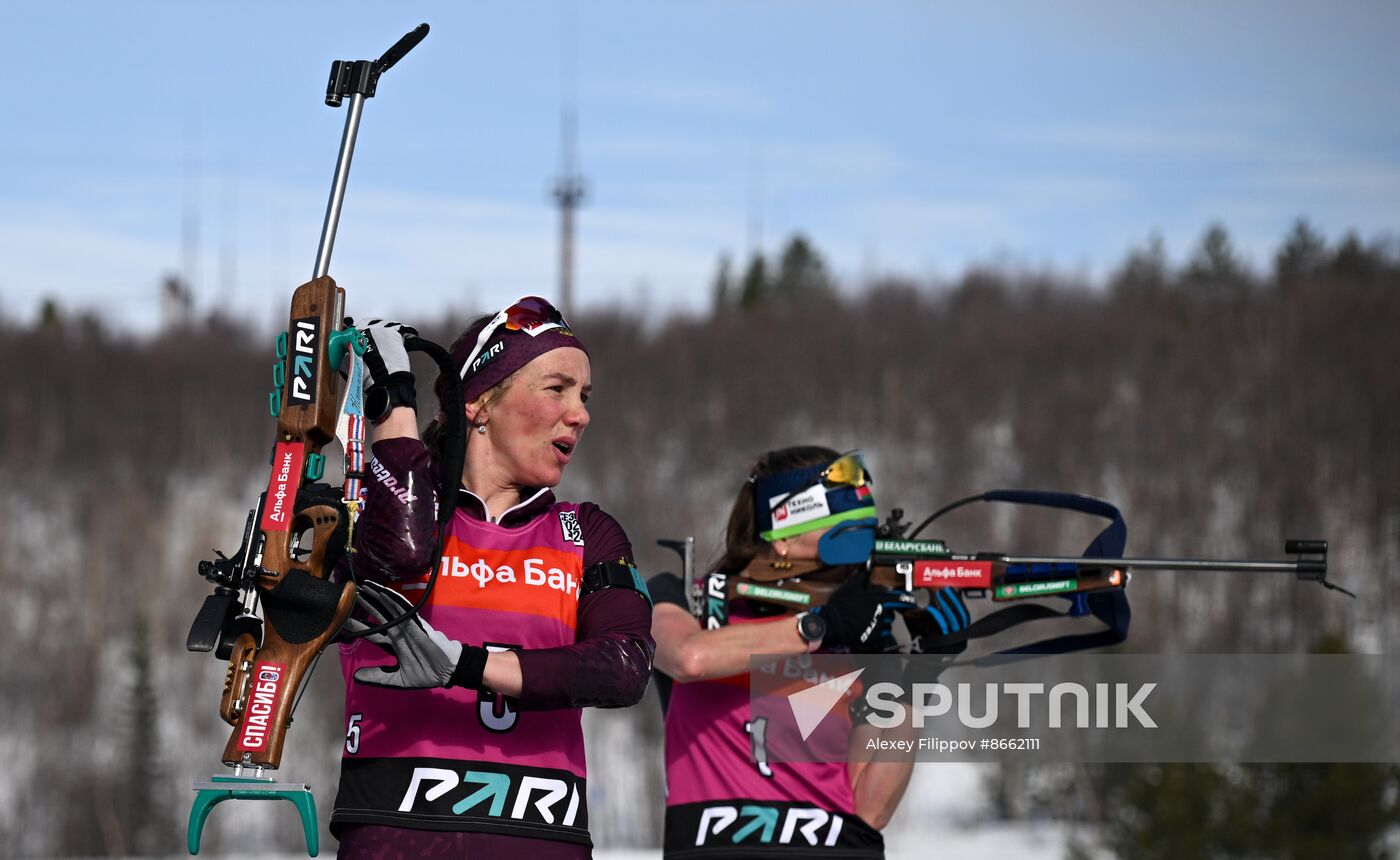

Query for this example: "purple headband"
[448,296,588,406]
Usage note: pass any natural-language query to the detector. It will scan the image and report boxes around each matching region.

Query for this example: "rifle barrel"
[313,93,365,278]
[998,555,1308,573]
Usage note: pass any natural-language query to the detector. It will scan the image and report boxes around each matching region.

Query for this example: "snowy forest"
[1,220,1397,858]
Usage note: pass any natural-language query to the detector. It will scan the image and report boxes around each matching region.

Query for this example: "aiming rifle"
[665,489,1349,656]
[871,490,1344,598]
[182,25,435,856]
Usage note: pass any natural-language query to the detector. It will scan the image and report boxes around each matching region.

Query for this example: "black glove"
[907,587,971,656]
[358,319,418,422]
[342,580,488,690]
[813,572,920,654]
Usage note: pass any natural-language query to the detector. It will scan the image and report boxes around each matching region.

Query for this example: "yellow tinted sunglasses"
[767,451,870,516]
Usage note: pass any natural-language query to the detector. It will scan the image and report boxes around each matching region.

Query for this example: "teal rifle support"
[327,324,365,372]
[188,775,318,856]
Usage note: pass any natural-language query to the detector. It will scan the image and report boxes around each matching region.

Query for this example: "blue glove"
[908,587,971,655]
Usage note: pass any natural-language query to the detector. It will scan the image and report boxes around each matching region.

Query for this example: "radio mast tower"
[552,107,586,319]
[552,3,585,318]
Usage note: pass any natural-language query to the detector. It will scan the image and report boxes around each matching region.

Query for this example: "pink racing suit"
[649,573,885,859]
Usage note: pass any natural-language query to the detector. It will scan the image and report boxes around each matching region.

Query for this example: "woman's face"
[771,526,827,562]
[479,347,591,489]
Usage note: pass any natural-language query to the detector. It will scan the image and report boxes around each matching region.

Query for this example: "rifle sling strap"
[965,584,1131,656]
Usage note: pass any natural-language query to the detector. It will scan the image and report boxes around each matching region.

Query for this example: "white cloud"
[602,79,773,119]
[1250,162,1400,198]
[591,133,912,188]
[0,202,178,330]
[0,167,744,332]
[1005,123,1257,158]
[984,176,1134,209]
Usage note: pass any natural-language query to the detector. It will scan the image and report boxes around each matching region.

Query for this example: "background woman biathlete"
[649,446,970,859]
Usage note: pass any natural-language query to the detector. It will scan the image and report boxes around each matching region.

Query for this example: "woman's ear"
[463,397,485,425]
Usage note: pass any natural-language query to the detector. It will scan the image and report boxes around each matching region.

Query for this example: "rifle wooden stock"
[218,587,356,767]
[874,561,1125,601]
[275,276,344,451]
[216,277,358,770]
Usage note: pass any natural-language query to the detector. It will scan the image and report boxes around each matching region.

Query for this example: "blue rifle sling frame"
[961,490,1132,656]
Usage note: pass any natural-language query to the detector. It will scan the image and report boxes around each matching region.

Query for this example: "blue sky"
[3,1,1398,331]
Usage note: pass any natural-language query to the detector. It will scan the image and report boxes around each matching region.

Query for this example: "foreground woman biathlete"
[649,446,969,859]
[330,297,654,858]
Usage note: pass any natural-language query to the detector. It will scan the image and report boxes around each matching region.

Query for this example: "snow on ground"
[39,765,1077,860]
[41,764,1080,860]
[882,762,1076,860]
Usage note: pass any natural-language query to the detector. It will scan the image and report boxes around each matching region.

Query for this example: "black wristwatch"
[795,611,826,650]
[365,377,417,424]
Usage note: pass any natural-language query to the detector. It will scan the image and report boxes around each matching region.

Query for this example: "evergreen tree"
[1103,764,1256,860]
[1182,223,1251,298]
[1247,763,1400,860]
[738,253,769,310]
[1112,233,1170,299]
[1100,634,1400,859]
[39,296,63,330]
[1328,231,1380,285]
[772,234,833,305]
[123,611,169,855]
[711,253,735,314]
[1274,219,1328,291]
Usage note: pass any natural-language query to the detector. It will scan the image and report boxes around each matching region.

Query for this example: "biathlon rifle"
[181,25,431,857]
[871,490,1347,602]
[665,489,1349,656]
[871,490,1348,656]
